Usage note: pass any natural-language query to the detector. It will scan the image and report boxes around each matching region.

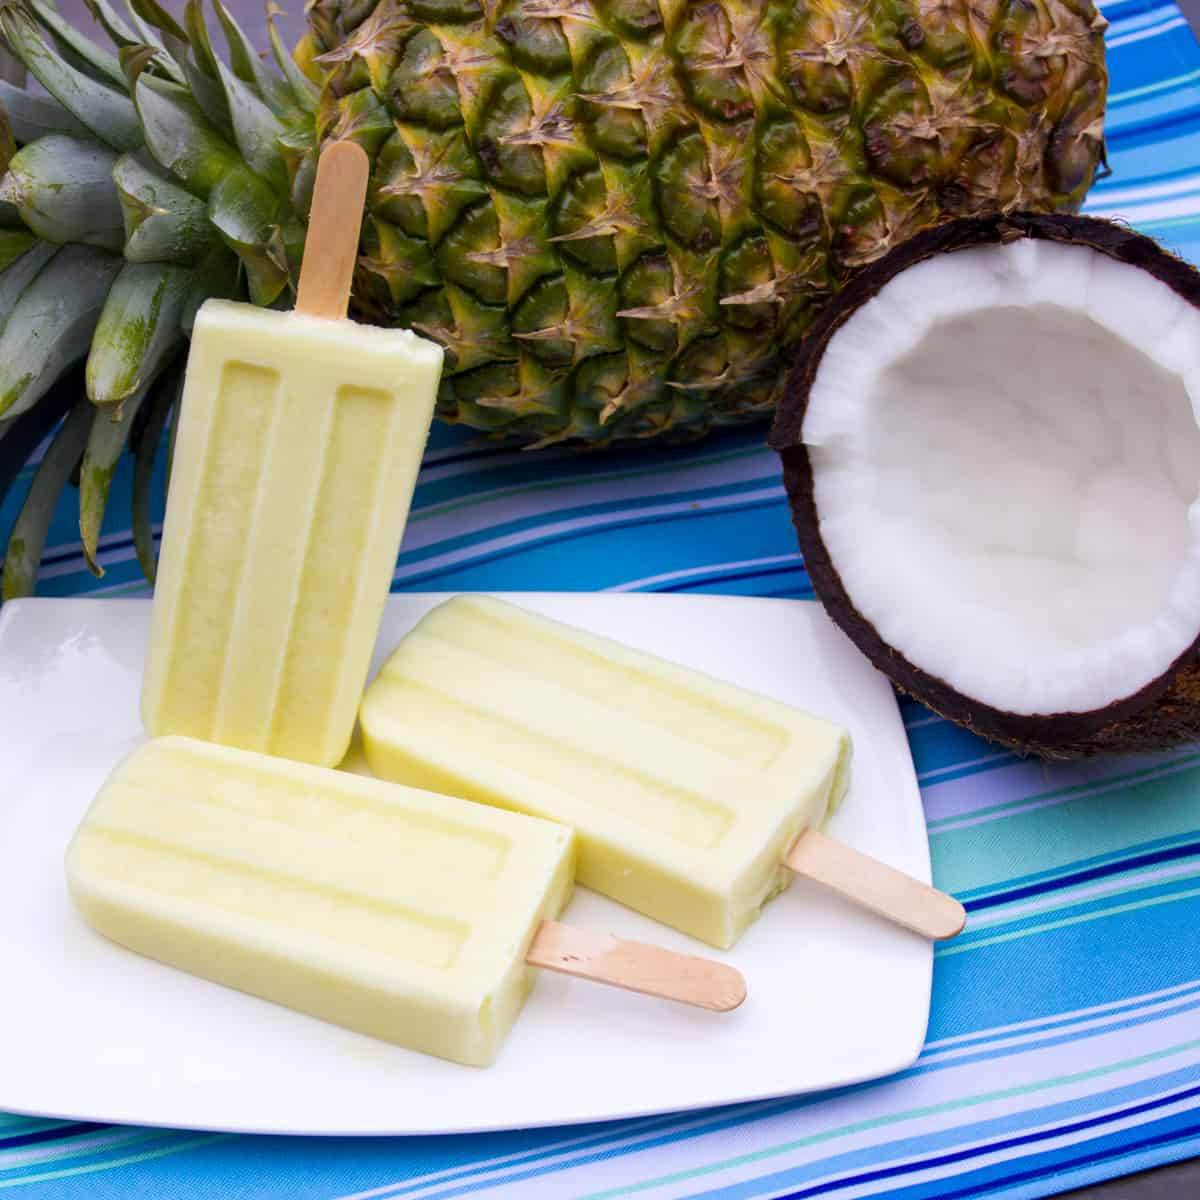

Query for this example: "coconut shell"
[769,213,1200,757]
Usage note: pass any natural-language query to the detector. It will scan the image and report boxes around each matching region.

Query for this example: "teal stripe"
[0,1136,227,1190]
[938,882,1200,958]
[956,830,1200,903]
[572,1041,1200,1200]
[924,979,1200,1056]
[926,754,1200,832]
[931,761,1200,894]
[1110,66,1200,102]
[409,445,769,524]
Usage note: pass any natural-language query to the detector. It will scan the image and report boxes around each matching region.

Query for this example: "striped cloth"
[3,2,1200,1195]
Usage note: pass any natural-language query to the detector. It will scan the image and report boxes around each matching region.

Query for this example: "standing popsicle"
[359,595,966,950]
[141,143,442,767]
[67,738,746,1068]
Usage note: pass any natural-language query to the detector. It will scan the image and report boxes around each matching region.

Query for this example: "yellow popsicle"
[140,143,443,766]
[360,596,852,949]
[67,737,575,1067]
[67,738,746,1066]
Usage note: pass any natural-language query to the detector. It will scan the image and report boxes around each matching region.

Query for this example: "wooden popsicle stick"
[784,828,966,940]
[295,140,371,320]
[526,920,746,1012]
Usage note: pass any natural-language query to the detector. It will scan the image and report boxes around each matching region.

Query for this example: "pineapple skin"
[0,0,1108,598]
[300,0,1108,445]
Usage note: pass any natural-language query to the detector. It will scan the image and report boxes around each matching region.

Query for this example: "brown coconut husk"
[769,213,1200,757]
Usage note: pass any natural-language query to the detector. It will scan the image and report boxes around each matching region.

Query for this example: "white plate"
[0,593,931,1136]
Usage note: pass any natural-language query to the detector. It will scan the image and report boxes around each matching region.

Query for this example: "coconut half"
[770,214,1200,756]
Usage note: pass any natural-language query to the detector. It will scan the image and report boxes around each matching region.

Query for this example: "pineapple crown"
[0,0,318,596]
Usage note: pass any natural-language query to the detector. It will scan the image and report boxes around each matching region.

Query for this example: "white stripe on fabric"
[962,864,1200,933]
[530,1035,1200,1200]
[926,754,1200,830]
[402,451,778,553]
[1085,176,1200,206]
[459,1045,1200,1200]
[607,555,802,592]
[752,1089,1200,1200]
[925,979,1200,1050]
[0,1129,160,1172]
[1104,4,1189,35]
[1088,196,1200,224]
[346,1014,1200,1200]
[332,1113,696,1200]
[918,749,1013,784]
[1106,14,1188,44]
[391,486,786,583]
[416,445,573,484]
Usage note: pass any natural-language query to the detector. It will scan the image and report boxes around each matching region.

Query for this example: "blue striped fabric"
[3,2,1200,1195]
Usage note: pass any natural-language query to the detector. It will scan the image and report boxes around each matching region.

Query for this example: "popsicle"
[141,142,442,767]
[66,738,746,1068]
[359,596,966,949]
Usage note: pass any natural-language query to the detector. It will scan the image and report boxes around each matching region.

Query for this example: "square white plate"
[0,593,931,1136]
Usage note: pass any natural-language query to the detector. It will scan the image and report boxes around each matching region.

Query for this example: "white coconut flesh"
[802,238,1200,717]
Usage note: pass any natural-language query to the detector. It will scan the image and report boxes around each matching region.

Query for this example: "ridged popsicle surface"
[141,301,442,767]
[67,737,575,1066]
[361,596,851,948]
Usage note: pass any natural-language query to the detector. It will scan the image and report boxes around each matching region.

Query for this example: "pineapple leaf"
[86,260,190,406]
[179,0,292,192]
[0,104,13,175]
[266,3,317,114]
[121,0,182,68]
[181,0,235,135]
[82,0,186,84]
[221,71,289,194]
[126,0,187,47]
[0,78,90,142]
[2,398,93,600]
[0,239,55,332]
[82,0,139,47]
[182,54,233,138]
[0,244,123,420]
[131,69,243,196]
[0,134,125,250]
[207,169,287,304]
[0,6,141,151]
[0,368,75,547]
[130,350,178,583]
[208,0,261,86]
[79,383,147,574]
[279,124,316,214]
[27,0,128,91]
[212,0,298,119]
[80,279,185,575]
[114,150,217,264]
[0,230,36,271]
[117,40,159,88]
[180,244,240,332]
[190,0,289,198]
[124,0,191,80]
[132,65,286,303]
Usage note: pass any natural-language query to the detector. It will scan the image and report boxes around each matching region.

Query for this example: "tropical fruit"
[772,214,1200,756]
[0,0,1107,593]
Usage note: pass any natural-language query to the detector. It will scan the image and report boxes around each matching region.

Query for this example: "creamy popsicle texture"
[140,299,442,766]
[360,596,852,949]
[66,737,575,1067]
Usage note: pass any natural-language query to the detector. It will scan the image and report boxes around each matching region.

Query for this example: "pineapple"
[0,0,1107,595]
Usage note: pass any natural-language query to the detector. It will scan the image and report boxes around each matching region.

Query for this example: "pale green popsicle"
[67,737,575,1067]
[360,596,852,949]
[140,299,442,766]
